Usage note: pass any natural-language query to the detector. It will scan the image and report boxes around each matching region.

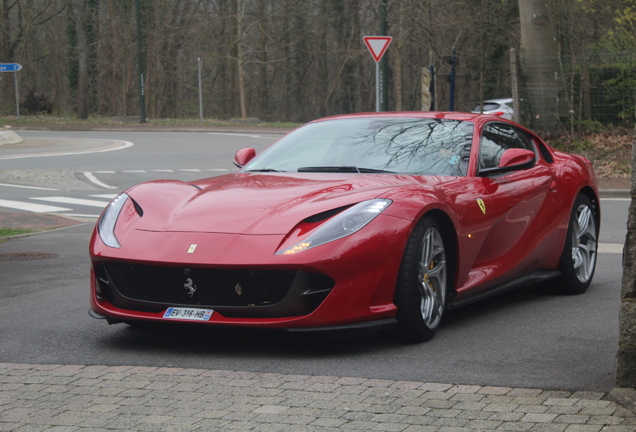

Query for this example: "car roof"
[311,111,501,123]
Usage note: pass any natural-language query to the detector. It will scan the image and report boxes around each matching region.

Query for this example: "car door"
[476,122,564,284]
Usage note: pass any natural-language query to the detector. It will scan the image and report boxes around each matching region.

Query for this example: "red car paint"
[89,112,599,332]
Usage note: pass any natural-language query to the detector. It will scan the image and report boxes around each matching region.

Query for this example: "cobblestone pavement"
[0,363,634,432]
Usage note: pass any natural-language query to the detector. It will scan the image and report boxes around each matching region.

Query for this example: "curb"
[0,126,24,145]
[610,387,636,415]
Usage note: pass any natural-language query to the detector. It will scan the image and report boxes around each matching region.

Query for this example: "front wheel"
[394,216,450,342]
[546,193,598,294]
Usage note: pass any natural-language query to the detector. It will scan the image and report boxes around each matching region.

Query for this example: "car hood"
[127,173,426,235]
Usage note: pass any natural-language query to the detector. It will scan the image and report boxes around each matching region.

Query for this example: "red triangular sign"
[363,36,392,62]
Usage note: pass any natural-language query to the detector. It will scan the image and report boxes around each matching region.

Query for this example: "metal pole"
[13,72,19,119]
[379,0,388,111]
[135,0,146,123]
[376,62,380,112]
[198,58,203,123]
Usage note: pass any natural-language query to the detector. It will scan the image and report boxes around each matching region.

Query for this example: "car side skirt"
[448,270,561,310]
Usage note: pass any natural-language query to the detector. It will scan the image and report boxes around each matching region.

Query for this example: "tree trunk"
[616,129,636,387]
[76,0,88,119]
[518,0,561,135]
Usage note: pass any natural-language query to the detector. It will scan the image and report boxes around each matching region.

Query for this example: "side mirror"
[499,148,534,168]
[233,148,256,168]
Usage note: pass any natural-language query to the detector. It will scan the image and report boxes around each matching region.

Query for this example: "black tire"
[544,193,598,294]
[394,216,450,342]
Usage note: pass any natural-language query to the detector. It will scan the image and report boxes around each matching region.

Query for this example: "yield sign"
[363,36,392,62]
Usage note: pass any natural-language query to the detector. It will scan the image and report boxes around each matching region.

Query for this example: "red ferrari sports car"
[89,112,599,342]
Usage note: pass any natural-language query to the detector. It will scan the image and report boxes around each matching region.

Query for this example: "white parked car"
[472,98,514,120]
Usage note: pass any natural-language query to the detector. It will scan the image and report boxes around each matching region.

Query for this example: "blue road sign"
[0,63,22,72]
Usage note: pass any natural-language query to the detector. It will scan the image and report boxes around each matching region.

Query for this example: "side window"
[479,123,535,169]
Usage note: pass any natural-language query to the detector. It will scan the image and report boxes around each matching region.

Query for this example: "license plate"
[163,307,213,321]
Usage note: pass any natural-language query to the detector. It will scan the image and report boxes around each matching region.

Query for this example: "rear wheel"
[545,193,598,294]
[395,216,449,342]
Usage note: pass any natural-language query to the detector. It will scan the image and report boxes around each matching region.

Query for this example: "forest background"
[0,0,635,139]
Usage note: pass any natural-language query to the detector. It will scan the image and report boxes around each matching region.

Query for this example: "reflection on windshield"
[243,117,474,176]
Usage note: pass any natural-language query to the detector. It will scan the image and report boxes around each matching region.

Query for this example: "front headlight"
[276,199,392,255]
[97,193,129,248]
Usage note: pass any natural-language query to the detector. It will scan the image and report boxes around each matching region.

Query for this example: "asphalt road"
[0,131,629,392]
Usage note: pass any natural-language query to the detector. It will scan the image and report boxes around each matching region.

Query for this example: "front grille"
[102,262,296,308]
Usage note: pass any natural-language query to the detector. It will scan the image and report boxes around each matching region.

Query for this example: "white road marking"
[84,172,116,189]
[0,140,133,160]
[207,169,229,172]
[598,243,623,254]
[93,170,116,174]
[89,194,118,199]
[178,169,201,172]
[62,213,100,218]
[152,170,174,172]
[31,197,110,208]
[122,170,146,173]
[0,183,58,191]
[208,132,265,139]
[600,198,630,202]
[0,199,71,213]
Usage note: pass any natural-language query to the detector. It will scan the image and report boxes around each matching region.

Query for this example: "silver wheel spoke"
[571,203,597,283]
[417,226,447,328]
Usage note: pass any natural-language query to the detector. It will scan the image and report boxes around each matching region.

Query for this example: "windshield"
[243,117,474,176]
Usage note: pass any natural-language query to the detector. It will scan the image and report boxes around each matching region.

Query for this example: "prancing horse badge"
[476,198,486,214]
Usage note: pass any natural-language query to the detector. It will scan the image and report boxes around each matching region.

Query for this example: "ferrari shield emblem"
[187,244,197,254]
[477,198,486,214]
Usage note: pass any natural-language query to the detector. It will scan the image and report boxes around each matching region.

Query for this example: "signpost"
[0,63,22,118]
[363,36,392,112]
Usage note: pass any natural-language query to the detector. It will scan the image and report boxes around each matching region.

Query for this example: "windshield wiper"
[297,166,396,174]
[244,168,285,172]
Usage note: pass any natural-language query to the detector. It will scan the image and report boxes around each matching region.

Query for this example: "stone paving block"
[402,426,440,432]
[431,416,470,427]
[554,414,591,424]
[402,414,436,425]
[344,419,380,429]
[457,409,493,420]
[307,399,345,410]
[484,403,520,413]
[394,406,432,416]
[579,407,620,416]
[495,421,534,431]
[479,386,514,396]
[220,420,257,430]
[420,399,457,409]
[528,424,568,432]
[546,406,583,415]
[561,425,603,432]
[452,401,487,411]
[515,404,551,414]
[587,415,626,425]
[419,383,453,392]
[488,411,525,421]
[449,385,482,394]
[426,408,462,419]
[522,413,559,423]
[371,421,410,431]
[420,391,455,401]
[194,408,230,419]
[367,404,401,414]
[598,427,636,432]
[309,417,347,427]
[449,392,485,402]
[466,419,505,429]
[9,425,50,432]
